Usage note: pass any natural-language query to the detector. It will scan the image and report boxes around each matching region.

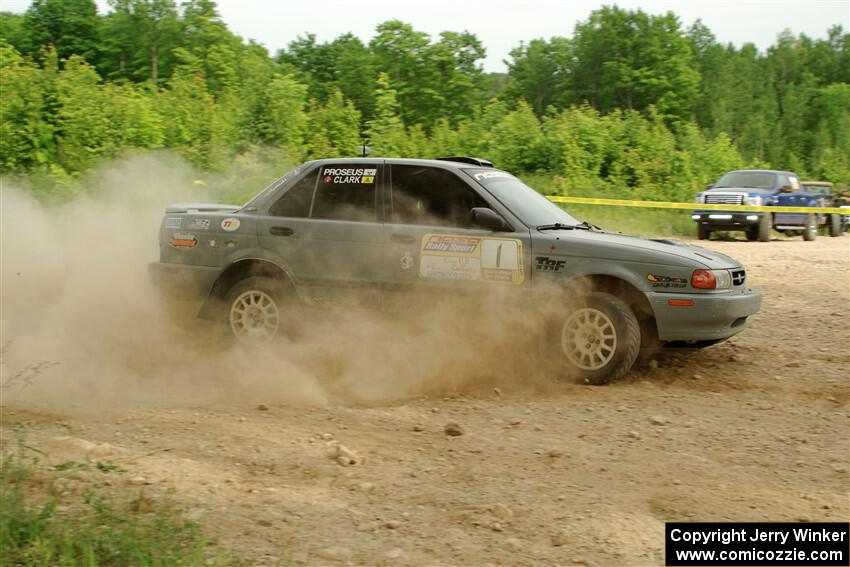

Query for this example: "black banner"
[666,523,849,566]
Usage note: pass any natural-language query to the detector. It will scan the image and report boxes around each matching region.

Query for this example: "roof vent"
[436,156,494,167]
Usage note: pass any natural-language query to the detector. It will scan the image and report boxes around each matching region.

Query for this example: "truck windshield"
[464,169,580,227]
[714,171,776,189]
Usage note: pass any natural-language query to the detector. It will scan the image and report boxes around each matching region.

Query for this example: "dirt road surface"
[2,235,848,566]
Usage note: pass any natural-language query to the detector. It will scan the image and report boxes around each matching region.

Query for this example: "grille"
[705,194,745,205]
[731,269,746,286]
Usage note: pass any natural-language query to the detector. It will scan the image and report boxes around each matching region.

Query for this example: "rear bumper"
[649,288,762,341]
[148,262,221,299]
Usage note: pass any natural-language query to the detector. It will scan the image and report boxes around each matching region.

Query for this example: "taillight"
[691,269,716,289]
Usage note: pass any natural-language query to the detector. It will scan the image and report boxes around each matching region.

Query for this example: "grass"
[520,172,697,237]
[0,433,225,566]
[556,203,695,237]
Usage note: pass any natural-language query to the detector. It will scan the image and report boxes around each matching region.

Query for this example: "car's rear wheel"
[828,213,842,237]
[225,276,286,342]
[802,213,817,241]
[556,292,640,385]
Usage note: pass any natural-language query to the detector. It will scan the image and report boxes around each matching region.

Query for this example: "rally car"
[150,157,762,384]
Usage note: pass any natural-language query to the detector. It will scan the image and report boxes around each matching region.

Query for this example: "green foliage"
[0,443,217,566]
[0,1,848,206]
[365,72,409,156]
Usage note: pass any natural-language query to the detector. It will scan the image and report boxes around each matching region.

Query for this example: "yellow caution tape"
[546,195,849,215]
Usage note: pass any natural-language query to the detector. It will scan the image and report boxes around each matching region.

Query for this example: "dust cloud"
[1,155,554,414]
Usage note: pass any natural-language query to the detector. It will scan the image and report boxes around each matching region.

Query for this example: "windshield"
[802,184,831,195]
[714,171,777,189]
[464,169,580,227]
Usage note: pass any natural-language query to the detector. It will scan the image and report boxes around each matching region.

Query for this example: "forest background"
[1,0,848,221]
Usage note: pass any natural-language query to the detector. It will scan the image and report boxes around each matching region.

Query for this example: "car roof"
[726,169,798,176]
[304,157,495,170]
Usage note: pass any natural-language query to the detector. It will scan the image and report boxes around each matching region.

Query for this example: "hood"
[165,203,241,213]
[705,187,777,196]
[541,229,741,269]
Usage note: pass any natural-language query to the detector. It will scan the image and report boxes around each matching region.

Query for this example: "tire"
[757,214,772,242]
[555,292,640,385]
[828,214,842,237]
[802,213,817,241]
[745,226,758,241]
[696,224,710,240]
[224,276,287,343]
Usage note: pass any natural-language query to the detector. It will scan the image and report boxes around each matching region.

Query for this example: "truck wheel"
[828,214,842,237]
[556,292,640,385]
[802,214,817,241]
[757,214,772,242]
[225,276,287,342]
[697,224,710,240]
[745,226,758,241]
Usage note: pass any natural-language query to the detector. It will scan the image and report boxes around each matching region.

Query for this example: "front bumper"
[148,262,221,299]
[692,211,762,230]
[649,288,762,341]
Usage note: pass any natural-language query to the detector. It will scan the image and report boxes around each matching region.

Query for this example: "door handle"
[390,233,416,244]
[269,226,294,236]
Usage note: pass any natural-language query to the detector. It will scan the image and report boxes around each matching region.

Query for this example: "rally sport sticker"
[419,234,524,284]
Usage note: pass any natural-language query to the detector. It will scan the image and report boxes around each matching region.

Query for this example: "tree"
[100,0,180,84]
[305,89,362,158]
[504,37,570,115]
[568,7,699,124]
[365,73,409,156]
[22,0,100,63]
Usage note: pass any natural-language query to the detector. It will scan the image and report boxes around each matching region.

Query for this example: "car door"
[256,161,384,306]
[381,163,532,307]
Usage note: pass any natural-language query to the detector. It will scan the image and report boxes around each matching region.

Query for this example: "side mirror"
[470,207,509,231]
[780,185,794,193]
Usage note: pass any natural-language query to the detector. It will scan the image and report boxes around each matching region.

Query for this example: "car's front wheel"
[225,276,287,342]
[802,213,817,241]
[556,292,640,385]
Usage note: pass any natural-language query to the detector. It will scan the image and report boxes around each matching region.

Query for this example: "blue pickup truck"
[692,169,838,242]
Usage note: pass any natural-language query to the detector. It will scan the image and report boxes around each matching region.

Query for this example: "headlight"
[743,196,763,206]
[691,269,732,290]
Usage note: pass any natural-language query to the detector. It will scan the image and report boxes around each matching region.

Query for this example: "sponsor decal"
[322,167,377,184]
[419,234,523,284]
[187,218,210,230]
[400,251,414,270]
[165,217,182,229]
[225,240,238,248]
[647,273,687,288]
[473,171,513,181]
[535,256,566,272]
[169,233,197,249]
[423,235,480,254]
[221,218,241,232]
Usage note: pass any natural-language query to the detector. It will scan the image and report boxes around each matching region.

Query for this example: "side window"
[311,164,379,222]
[269,167,318,217]
[391,165,487,227]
